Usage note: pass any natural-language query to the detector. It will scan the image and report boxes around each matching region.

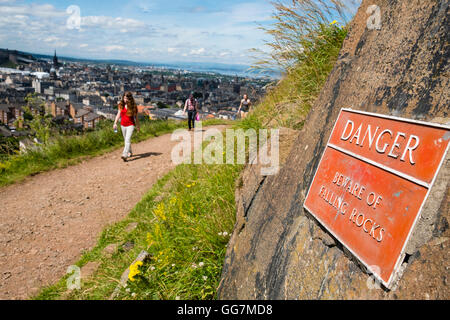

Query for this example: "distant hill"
[0,48,278,78]
[0,48,36,68]
[33,52,267,77]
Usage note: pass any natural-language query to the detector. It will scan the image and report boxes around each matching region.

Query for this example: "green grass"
[34,154,242,300]
[0,118,228,188]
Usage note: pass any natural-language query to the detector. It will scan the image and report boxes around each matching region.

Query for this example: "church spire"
[53,49,59,68]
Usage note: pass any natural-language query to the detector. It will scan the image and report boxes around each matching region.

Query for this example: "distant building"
[168,84,177,93]
[53,50,60,69]
[70,103,89,124]
[0,104,8,123]
[149,108,186,121]
[94,108,116,121]
[51,101,70,117]
[32,79,41,94]
[50,67,58,80]
[14,105,24,120]
[137,105,154,116]
[83,112,103,129]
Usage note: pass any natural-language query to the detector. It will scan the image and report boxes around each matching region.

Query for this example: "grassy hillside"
[33,2,350,300]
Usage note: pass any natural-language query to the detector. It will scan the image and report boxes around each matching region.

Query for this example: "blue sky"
[0,0,360,65]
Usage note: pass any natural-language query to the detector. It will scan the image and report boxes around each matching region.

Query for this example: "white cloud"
[0,3,66,18]
[44,36,59,43]
[81,16,146,30]
[104,45,125,52]
[190,48,206,55]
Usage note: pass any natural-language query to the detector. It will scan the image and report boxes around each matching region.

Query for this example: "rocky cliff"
[218,0,449,299]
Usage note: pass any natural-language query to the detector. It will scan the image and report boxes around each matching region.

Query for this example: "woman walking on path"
[113,92,140,162]
[183,92,198,131]
[237,94,251,119]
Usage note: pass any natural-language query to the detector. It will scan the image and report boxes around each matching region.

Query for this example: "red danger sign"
[303,109,449,288]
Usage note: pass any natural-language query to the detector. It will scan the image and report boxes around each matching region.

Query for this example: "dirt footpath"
[0,125,228,299]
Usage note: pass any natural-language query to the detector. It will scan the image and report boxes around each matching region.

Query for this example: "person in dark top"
[238,94,251,119]
[183,93,198,131]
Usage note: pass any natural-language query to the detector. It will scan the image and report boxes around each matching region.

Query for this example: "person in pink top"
[113,92,140,162]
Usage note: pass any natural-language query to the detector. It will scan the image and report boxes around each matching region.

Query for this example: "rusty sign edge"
[341,108,450,130]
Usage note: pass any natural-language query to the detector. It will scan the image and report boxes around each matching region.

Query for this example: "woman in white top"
[238,94,251,119]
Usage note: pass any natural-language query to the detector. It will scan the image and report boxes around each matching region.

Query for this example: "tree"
[0,136,19,161]
[23,93,53,144]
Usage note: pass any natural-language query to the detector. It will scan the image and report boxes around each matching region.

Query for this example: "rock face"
[218,0,449,300]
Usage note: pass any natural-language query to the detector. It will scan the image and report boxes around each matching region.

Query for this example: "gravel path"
[0,125,228,299]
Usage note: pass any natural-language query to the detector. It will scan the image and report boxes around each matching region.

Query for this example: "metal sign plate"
[303,108,450,288]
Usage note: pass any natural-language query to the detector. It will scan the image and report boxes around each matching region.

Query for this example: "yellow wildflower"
[154,223,162,240]
[330,20,337,25]
[146,233,154,247]
[128,260,143,282]
[153,202,166,221]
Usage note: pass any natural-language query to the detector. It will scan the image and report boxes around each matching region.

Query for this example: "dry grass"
[244,0,352,130]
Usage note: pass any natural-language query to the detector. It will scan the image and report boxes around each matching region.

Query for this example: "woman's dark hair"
[119,92,137,116]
